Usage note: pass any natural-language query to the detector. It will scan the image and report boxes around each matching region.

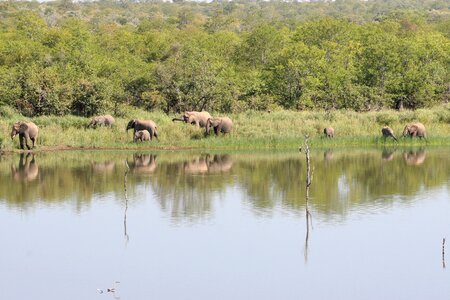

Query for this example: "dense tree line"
[0,0,449,116]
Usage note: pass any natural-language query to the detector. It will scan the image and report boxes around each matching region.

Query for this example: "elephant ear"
[127,120,136,130]
[19,123,28,132]
[212,118,221,126]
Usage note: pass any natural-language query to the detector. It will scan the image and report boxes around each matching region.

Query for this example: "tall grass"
[0,105,449,151]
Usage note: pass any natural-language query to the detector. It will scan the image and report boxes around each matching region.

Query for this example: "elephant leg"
[214,126,219,136]
[19,134,25,150]
[31,137,35,149]
[25,138,31,150]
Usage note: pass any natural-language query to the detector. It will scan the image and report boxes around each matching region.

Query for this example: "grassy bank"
[0,105,449,151]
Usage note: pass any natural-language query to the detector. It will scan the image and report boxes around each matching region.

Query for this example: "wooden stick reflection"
[124,160,130,242]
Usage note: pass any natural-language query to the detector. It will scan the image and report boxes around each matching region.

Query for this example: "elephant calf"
[323,127,334,138]
[205,117,233,136]
[89,115,115,128]
[11,121,39,150]
[134,130,151,142]
[403,122,427,139]
[381,126,398,142]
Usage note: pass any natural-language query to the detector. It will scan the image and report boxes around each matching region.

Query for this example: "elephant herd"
[324,122,427,142]
[126,111,233,143]
[9,111,427,150]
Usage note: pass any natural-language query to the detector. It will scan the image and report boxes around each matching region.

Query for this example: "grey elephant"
[381,126,397,142]
[172,111,212,128]
[134,130,151,142]
[323,127,334,138]
[11,121,39,150]
[89,115,115,128]
[126,119,158,141]
[11,153,39,182]
[403,122,427,139]
[205,117,233,136]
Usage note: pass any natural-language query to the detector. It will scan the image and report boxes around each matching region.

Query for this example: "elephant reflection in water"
[183,156,209,174]
[129,154,157,174]
[381,148,395,161]
[91,161,116,173]
[11,153,39,182]
[207,154,233,173]
[403,149,426,166]
[183,154,233,174]
[323,149,334,161]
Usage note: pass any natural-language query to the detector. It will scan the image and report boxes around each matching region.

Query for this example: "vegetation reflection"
[0,149,448,220]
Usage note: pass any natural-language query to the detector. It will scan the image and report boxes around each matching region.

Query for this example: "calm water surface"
[0,148,449,300]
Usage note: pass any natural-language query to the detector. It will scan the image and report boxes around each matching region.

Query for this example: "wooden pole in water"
[124,160,130,242]
[443,238,446,269]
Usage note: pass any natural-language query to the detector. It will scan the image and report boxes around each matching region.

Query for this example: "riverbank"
[1,105,449,152]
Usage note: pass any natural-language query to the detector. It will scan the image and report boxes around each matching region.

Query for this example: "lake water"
[0,148,449,300]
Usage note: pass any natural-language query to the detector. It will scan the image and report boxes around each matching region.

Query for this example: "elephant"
[403,149,426,165]
[134,130,151,142]
[11,153,39,182]
[89,115,115,128]
[323,127,334,138]
[11,121,39,150]
[381,126,397,142]
[205,117,233,136]
[403,122,427,139]
[172,111,212,128]
[126,119,158,141]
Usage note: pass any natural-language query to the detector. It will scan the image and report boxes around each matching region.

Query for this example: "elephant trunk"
[172,117,185,122]
[205,121,211,135]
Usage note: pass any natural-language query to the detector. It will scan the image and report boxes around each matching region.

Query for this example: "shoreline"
[1,139,448,155]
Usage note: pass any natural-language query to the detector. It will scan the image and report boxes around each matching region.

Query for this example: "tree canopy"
[0,0,449,116]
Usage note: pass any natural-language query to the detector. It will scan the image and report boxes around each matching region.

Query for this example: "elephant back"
[26,122,39,138]
[104,115,115,126]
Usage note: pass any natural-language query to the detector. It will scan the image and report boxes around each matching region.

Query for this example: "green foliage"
[0,1,448,115]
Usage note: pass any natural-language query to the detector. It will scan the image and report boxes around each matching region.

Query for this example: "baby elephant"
[205,117,233,136]
[134,130,151,142]
[11,121,39,150]
[381,126,397,142]
[323,127,334,138]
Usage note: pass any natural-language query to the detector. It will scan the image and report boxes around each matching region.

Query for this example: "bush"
[376,111,397,125]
